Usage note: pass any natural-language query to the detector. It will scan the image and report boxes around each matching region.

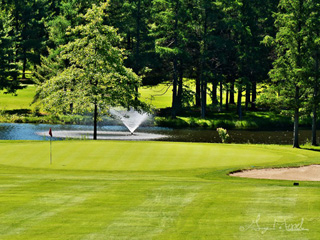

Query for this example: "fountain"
[109,107,150,134]
[36,108,167,140]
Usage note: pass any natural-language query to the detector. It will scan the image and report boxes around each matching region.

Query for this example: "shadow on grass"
[301,147,320,153]
[1,109,32,115]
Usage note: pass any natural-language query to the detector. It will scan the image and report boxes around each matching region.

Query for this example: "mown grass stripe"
[0,141,318,239]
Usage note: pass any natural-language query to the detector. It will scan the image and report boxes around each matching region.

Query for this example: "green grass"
[0,140,319,239]
[0,85,35,110]
[140,84,173,109]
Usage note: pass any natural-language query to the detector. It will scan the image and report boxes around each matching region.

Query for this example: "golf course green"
[0,140,319,239]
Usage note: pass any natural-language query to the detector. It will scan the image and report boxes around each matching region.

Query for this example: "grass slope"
[0,85,35,110]
[0,140,319,239]
[140,85,173,109]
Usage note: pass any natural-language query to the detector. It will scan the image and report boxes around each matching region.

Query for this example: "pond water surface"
[0,123,318,145]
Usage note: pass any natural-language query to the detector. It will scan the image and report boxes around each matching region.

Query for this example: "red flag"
[49,128,52,137]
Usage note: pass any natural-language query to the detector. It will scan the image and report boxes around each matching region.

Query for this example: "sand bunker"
[230,165,320,181]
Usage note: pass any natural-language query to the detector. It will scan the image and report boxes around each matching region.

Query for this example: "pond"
[0,123,318,145]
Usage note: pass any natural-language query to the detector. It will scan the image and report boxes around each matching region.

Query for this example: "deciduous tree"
[38,3,145,139]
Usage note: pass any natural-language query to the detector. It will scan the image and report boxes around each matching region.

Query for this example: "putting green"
[0,140,309,171]
[0,141,319,239]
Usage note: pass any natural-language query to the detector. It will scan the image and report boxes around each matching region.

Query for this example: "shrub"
[216,127,230,143]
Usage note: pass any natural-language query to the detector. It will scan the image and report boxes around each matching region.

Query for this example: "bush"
[216,127,230,143]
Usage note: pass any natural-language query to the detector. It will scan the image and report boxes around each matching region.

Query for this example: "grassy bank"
[0,140,319,239]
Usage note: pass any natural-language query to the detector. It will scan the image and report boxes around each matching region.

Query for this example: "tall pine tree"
[0,8,20,93]
[266,0,312,148]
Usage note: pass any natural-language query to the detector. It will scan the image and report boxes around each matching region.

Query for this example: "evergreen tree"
[305,0,320,146]
[0,8,20,93]
[265,0,312,148]
[190,0,225,117]
[106,0,156,85]
[9,0,50,79]
[150,0,190,117]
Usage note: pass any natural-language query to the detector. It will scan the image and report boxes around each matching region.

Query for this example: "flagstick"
[48,128,53,165]
[50,136,52,165]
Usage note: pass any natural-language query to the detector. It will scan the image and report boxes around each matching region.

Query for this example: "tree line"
[0,0,320,147]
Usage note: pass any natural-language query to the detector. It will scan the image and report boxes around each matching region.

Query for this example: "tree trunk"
[136,0,141,59]
[201,75,207,118]
[200,8,208,118]
[171,58,178,118]
[293,86,300,148]
[195,74,201,106]
[312,105,317,146]
[200,58,206,117]
[293,107,299,148]
[134,0,141,99]
[225,88,229,111]
[312,54,319,146]
[293,2,302,148]
[177,65,183,112]
[171,2,179,118]
[211,80,218,105]
[237,85,242,120]
[219,80,223,110]
[251,80,257,110]
[93,102,98,140]
[230,80,235,104]
[22,51,27,79]
[245,83,250,111]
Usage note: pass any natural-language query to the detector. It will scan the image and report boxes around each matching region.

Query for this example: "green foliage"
[155,111,296,130]
[0,9,19,92]
[46,15,71,46]
[12,0,49,77]
[260,0,317,147]
[154,116,189,128]
[180,85,195,107]
[38,2,145,115]
[216,127,230,143]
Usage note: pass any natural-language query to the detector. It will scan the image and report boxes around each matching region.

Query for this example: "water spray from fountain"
[109,107,151,134]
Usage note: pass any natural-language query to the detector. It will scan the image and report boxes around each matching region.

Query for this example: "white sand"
[230,165,320,181]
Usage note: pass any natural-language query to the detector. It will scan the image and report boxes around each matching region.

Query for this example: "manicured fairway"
[0,140,319,239]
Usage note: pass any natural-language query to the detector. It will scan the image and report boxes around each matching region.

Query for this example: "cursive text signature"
[239,214,309,234]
